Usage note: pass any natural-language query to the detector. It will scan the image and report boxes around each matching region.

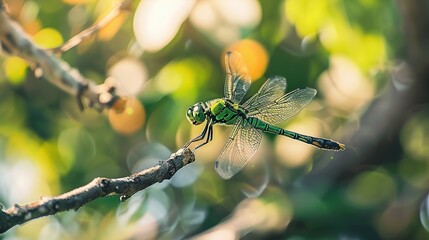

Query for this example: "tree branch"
[0,148,195,234]
[0,4,125,111]
[51,0,132,54]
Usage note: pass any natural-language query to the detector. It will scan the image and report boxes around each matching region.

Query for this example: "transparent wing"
[224,51,251,103]
[215,118,262,179]
[243,76,317,125]
[242,75,287,110]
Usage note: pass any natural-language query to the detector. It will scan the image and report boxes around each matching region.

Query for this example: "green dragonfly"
[185,51,345,179]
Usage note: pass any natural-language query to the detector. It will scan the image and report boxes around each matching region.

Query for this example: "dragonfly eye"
[189,103,205,125]
[186,108,195,123]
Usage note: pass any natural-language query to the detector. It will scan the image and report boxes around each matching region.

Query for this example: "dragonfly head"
[186,103,206,125]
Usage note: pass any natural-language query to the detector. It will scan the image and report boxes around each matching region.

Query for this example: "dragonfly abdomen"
[247,117,284,134]
[247,117,345,151]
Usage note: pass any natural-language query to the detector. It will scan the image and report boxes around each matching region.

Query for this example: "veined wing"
[242,75,287,111]
[215,118,262,179]
[243,76,317,125]
[224,51,251,104]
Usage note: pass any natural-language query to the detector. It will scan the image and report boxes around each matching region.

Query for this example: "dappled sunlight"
[32,28,63,48]
[400,108,429,161]
[346,169,397,208]
[146,99,189,147]
[95,211,159,240]
[275,118,320,168]
[113,187,206,239]
[126,141,171,174]
[171,162,204,188]
[67,4,88,30]
[35,142,63,187]
[195,171,226,203]
[318,55,375,111]
[190,0,261,46]
[226,39,269,81]
[0,0,419,238]
[285,0,387,72]
[63,0,90,4]
[133,0,196,52]
[0,161,51,205]
[108,57,148,96]
[108,98,145,135]
[17,217,51,239]
[398,157,429,189]
[286,0,332,36]
[15,1,42,35]
[152,57,212,104]
[155,59,197,96]
[195,187,293,238]
[398,108,429,189]
[57,127,96,172]
[214,0,261,28]
[97,10,129,41]
[3,56,28,85]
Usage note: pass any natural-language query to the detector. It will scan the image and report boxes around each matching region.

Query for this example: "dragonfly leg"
[184,119,211,148]
[195,124,213,150]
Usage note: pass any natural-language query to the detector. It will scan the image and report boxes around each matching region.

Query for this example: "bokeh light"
[346,170,396,208]
[285,0,387,72]
[420,194,429,232]
[108,98,145,135]
[3,56,28,85]
[195,187,292,238]
[98,12,128,41]
[0,0,419,238]
[63,0,89,4]
[171,162,203,188]
[275,117,321,168]
[318,56,375,111]
[32,28,64,48]
[67,4,88,29]
[190,0,261,46]
[133,0,196,52]
[401,108,429,161]
[108,57,148,96]
[226,39,269,81]
[57,127,96,173]
[20,1,39,23]
[0,160,52,210]
[398,157,429,189]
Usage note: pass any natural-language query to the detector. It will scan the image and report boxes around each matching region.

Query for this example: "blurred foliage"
[0,0,428,239]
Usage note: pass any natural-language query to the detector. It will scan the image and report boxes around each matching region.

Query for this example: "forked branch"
[51,0,132,54]
[0,2,127,111]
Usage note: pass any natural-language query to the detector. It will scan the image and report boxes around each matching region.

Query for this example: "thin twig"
[0,4,125,111]
[0,148,195,234]
[51,0,133,54]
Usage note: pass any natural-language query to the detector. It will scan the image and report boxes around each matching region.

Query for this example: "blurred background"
[1,0,428,239]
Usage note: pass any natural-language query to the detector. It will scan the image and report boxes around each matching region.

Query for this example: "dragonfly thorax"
[208,98,246,125]
[186,102,207,125]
